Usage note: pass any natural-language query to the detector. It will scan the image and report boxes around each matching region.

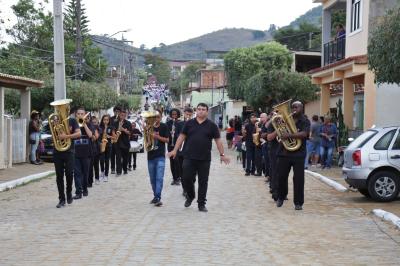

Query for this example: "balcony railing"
[323,35,346,66]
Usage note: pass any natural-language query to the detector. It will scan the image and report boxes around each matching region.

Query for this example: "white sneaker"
[104,176,108,182]
[100,172,105,181]
[95,179,100,185]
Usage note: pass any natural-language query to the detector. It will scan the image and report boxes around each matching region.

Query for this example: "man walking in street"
[276,101,310,210]
[52,109,81,208]
[147,111,169,207]
[168,103,230,212]
[243,113,258,176]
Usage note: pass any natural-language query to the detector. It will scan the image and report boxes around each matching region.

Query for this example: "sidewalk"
[0,162,54,185]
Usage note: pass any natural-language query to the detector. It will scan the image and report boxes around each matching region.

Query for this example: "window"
[348,130,377,150]
[374,130,396,150]
[351,0,362,32]
[392,131,400,150]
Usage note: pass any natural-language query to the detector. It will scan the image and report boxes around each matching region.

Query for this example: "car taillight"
[352,150,361,166]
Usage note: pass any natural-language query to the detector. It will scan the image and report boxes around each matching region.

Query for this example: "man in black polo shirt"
[113,109,131,176]
[275,101,310,210]
[168,103,230,212]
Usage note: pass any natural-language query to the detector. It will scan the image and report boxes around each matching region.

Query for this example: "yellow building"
[308,0,400,131]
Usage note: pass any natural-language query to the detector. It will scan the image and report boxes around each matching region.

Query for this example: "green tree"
[224,42,292,100]
[368,6,400,84]
[169,62,204,99]
[273,22,321,51]
[246,70,317,111]
[144,54,171,84]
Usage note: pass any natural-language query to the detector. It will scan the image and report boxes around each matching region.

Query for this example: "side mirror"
[348,138,354,142]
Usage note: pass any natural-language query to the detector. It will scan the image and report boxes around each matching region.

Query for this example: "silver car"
[342,126,400,202]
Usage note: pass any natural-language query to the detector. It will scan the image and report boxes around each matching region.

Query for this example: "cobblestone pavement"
[1,148,400,266]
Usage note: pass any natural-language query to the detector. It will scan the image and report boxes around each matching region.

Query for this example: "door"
[388,128,400,170]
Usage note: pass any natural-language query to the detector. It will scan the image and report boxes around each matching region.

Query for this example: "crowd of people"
[223,103,339,210]
[47,105,143,208]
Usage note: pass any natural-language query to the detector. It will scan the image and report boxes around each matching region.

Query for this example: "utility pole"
[53,0,66,100]
[211,74,214,107]
[75,0,83,80]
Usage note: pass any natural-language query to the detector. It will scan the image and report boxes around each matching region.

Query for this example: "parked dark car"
[39,120,54,160]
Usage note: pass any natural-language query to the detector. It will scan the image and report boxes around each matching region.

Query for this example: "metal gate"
[12,118,27,163]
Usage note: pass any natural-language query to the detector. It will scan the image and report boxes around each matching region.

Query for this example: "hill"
[289,6,322,28]
[154,28,273,60]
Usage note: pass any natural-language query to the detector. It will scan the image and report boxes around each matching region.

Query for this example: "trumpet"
[76,112,90,127]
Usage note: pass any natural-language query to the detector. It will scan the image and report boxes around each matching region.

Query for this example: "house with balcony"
[308,0,400,131]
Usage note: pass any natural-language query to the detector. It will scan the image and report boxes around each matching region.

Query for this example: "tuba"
[141,110,159,152]
[271,99,302,152]
[49,99,72,152]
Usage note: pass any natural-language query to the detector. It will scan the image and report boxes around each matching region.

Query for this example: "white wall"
[346,0,370,57]
[375,83,400,127]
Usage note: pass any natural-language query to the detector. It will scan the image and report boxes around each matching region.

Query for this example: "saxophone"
[112,121,122,144]
[252,121,261,146]
[271,99,302,152]
[100,126,108,153]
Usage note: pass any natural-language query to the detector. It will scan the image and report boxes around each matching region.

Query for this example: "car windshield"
[347,130,378,149]
[41,123,51,134]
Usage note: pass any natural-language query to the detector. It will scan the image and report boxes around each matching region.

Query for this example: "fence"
[12,118,27,163]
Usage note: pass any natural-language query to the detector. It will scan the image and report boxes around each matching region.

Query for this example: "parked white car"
[342,126,400,202]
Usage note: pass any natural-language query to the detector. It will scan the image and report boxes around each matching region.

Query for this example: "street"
[1,148,399,265]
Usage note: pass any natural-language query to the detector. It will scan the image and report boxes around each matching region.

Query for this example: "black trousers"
[262,144,270,177]
[254,146,263,174]
[245,145,255,174]
[100,144,111,176]
[277,156,305,206]
[128,152,137,169]
[182,159,211,206]
[269,148,278,195]
[53,151,74,201]
[177,155,185,191]
[242,150,246,169]
[111,144,117,171]
[168,146,180,181]
[89,154,100,183]
[116,146,129,174]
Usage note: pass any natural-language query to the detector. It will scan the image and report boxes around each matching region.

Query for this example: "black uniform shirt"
[181,118,220,161]
[265,123,279,152]
[166,119,183,149]
[113,119,131,149]
[147,123,169,160]
[277,114,310,158]
[245,122,256,147]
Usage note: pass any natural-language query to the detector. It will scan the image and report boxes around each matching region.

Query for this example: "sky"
[1,0,320,48]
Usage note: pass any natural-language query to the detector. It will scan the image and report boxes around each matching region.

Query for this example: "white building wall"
[375,83,400,127]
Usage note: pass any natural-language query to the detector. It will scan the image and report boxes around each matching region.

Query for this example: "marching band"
[49,94,308,211]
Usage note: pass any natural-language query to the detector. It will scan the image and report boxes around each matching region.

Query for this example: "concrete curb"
[0,171,55,192]
[306,170,348,192]
[372,209,400,229]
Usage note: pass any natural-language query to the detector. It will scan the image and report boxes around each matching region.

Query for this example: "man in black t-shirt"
[168,103,230,212]
[50,100,81,208]
[113,109,131,176]
[275,101,310,210]
[73,107,94,199]
[147,111,169,207]
[244,113,257,176]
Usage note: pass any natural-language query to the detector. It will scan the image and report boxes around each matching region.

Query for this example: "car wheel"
[140,148,144,153]
[367,171,400,202]
[358,188,370,198]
